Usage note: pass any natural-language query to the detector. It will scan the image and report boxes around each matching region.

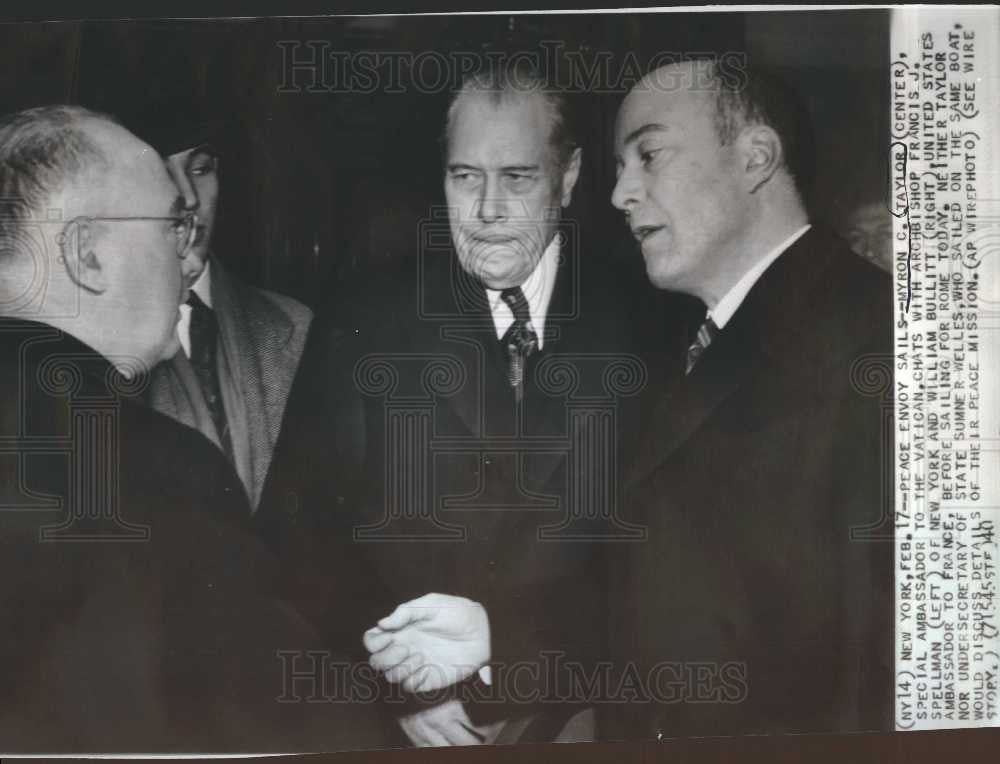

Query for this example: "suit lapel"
[420,255,501,440]
[459,250,580,444]
[146,350,221,448]
[469,282,511,430]
[523,254,573,438]
[422,242,631,521]
[627,318,759,489]
[211,263,298,508]
[627,229,823,489]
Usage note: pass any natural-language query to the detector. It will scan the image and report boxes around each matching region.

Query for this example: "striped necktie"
[685,315,718,375]
[499,286,539,401]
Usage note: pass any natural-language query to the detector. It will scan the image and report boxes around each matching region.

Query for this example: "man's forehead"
[108,155,176,212]
[167,143,216,163]
[616,82,710,144]
[449,92,550,156]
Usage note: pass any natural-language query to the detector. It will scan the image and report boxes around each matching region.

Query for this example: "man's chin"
[184,251,210,286]
[478,273,529,291]
[459,251,535,290]
[643,257,679,292]
[158,333,182,364]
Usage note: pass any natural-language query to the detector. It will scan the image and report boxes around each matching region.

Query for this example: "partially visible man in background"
[140,117,313,510]
[843,199,893,273]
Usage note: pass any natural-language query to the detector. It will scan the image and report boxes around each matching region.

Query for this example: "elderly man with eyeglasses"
[0,105,384,752]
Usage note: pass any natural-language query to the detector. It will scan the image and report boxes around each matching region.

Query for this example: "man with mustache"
[142,118,313,511]
[262,58,656,746]
[603,59,893,739]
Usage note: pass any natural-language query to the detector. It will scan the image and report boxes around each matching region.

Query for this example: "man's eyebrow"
[189,143,218,160]
[446,163,540,173]
[622,123,669,147]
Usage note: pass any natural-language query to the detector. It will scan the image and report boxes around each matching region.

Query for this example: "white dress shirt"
[177,259,213,358]
[708,224,811,329]
[484,235,560,349]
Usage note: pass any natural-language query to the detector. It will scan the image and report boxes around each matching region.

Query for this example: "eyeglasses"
[62,212,199,259]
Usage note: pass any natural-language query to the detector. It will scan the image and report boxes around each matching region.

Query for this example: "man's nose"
[476,175,509,224]
[611,163,641,212]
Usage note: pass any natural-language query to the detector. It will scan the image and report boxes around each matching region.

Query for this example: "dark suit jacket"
[603,227,894,740]
[261,230,664,733]
[0,318,383,752]
[147,260,313,509]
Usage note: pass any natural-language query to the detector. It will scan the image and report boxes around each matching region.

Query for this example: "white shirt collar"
[708,224,811,329]
[484,235,560,350]
[192,258,213,308]
[177,258,213,358]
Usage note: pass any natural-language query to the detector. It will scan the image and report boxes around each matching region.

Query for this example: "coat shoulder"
[768,227,892,375]
[215,269,315,362]
[253,285,314,335]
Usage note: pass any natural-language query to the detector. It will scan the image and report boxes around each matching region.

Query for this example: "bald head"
[627,59,814,196]
[0,104,190,373]
[629,59,716,104]
[0,106,112,245]
[611,59,811,303]
[70,117,184,219]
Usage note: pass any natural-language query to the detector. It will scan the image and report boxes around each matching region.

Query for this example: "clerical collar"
[708,224,811,330]
[484,235,560,350]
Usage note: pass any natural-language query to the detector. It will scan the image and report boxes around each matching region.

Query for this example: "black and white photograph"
[0,4,997,758]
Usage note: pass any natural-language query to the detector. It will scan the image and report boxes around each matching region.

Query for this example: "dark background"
[1,10,888,308]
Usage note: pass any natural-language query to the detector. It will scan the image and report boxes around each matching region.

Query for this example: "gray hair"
[443,58,578,173]
[0,104,114,252]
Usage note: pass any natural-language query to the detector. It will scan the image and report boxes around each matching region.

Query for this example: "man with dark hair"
[708,62,816,200]
[604,59,892,738]
[140,121,313,511]
[0,105,381,752]
[843,200,893,272]
[262,59,655,746]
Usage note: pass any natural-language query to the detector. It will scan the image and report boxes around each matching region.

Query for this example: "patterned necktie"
[187,292,233,461]
[685,315,718,375]
[499,286,539,402]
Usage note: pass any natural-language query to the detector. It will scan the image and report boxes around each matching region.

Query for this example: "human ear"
[560,146,583,207]
[741,125,782,194]
[57,218,107,295]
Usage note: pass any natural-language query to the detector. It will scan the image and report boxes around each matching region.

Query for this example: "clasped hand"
[363,592,490,693]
